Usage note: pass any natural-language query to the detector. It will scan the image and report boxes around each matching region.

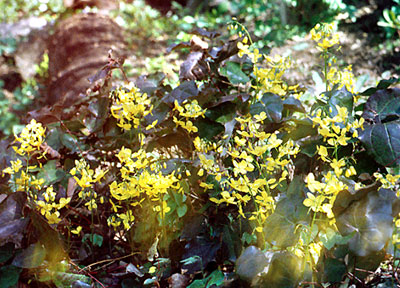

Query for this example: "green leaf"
[327,87,353,117]
[359,122,400,167]
[195,118,224,140]
[83,234,103,247]
[236,246,269,282]
[85,97,109,133]
[361,88,400,122]
[36,160,66,186]
[177,204,187,218]
[219,62,250,85]
[205,102,237,124]
[263,176,309,248]
[360,89,400,167]
[0,192,28,247]
[250,93,283,123]
[187,270,224,288]
[161,81,198,104]
[335,188,395,256]
[61,133,82,153]
[258,251,302,288]
[0,265,21,288]
[206,269,224,287]
[360,77,400,96]
[283,97,306,113]
[321,258,346,283]
[52,272,91,288]
[12,242,46,268]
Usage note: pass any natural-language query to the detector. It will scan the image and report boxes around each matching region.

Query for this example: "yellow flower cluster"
[70,159,107,211]
[253,55,292,97]
[304,105,365,223]
[3,119,72,225]
[36,186,71,224]
[108,146,181,230]
[310,23,340,51]
[173,99,206,133]
[110,82,156,131]
[203,113,299,233]
[311,105,364,147]
[13,119,46,156]
[236,35,293,98]
[326,65,356,93]
[374,172,400,195]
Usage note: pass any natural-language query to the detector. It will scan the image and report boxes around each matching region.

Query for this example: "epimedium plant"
[0,21,399,287]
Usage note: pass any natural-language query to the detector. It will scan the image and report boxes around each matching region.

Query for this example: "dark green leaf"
[205,102,237,124]
[327,87,353,117]
[0,243,14,263]
[53,272,90,288]
[359,121,400,167]
[250,93,283,123]
[360,78,400,96]
[321,258,346,283]
[0,192,28,247]
[236,246,269,282]
[196,118,224,140]
[0,265,21,288]
[36,160,65,186]
[362,88,400,122]
[219,62,250,85]
[283,97,306,113]
[85,97,109,133]
[161,81,198,104]
[12,242,46,268]
[61,133,82,153]
[335,189,395,256]
[258,251,302,288]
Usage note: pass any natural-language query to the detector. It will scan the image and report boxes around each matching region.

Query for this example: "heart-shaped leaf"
[161,81,198,104]
[12,242,46,268]
[219,62,250,85]
[250,93,283,123]
[0,192,28,247]
[335,188,395,256]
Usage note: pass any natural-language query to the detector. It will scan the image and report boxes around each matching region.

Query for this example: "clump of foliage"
[378,0,400,38]
[0,0,65,22]
[1,20,400,288]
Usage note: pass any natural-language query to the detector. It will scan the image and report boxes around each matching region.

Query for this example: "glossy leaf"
[283,96,306,113]
[360,77,400,96]
[258,251,302,288]
[36,160,66,186]
[327,87,353,117]
[0,192,28,247]
[362,88,400,122]
[335,188,395,256]
[263,176,309,248]
[0,265,21,288]
[250,93,283,123]
[236,246,270,282]
[359,121,400,167]
[219,62,250,85]
[12,242,46,268]
[161,81,198,104]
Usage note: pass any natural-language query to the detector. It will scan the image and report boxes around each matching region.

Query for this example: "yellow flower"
[71,226,82,235]
[303,192,324,212]
[317,145,329,162]
[13,119,46,156]
[330,158,345,177]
